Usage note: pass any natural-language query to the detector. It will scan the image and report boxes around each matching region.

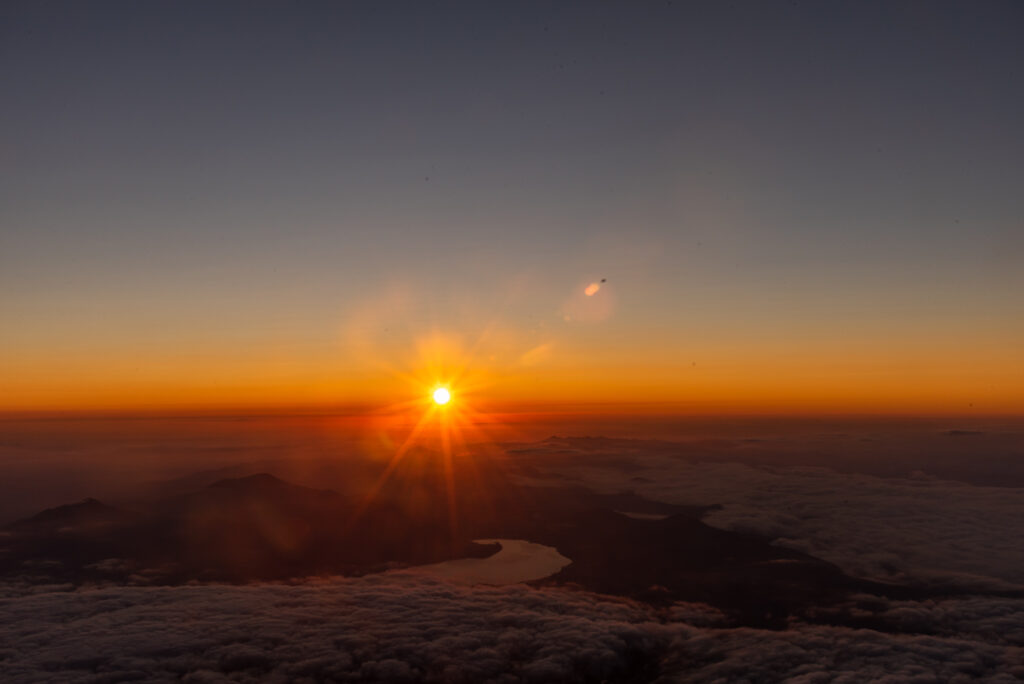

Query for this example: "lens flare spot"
[433,387,451,405]
[584,282,601,296]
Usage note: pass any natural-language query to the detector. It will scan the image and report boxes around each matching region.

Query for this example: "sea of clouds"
[518,442,1024,591]
[3,575,1023,683]
[4,426,1024,681]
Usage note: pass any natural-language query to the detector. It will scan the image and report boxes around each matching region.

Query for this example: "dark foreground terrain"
[4,440,1024,683]
[4,445,1008,631]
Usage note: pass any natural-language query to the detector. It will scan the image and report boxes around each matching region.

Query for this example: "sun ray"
[439,408,459,551]
[347,323,537,550]
[345,404,436,530]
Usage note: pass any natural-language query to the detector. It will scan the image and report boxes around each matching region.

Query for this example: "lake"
[399,539,571,585]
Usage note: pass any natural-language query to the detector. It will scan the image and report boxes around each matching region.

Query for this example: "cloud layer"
[2,577,1022,683]
[1,576,666,684]
[516,440,1024,589]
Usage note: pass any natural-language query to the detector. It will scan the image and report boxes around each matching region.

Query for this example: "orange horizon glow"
[3,298,1022,416]
[3,355,1021,416]
[2,390,1022,418]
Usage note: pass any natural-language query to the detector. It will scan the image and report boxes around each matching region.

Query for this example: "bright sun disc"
[432,387,451,405]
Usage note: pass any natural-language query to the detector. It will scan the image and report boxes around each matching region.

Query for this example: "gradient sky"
[2,1,1022,413]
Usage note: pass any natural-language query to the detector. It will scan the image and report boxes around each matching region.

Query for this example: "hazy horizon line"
[1,402,1020,423]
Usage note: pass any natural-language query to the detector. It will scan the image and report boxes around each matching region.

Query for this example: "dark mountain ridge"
[11,497,132,530]
[3,467,1007,630]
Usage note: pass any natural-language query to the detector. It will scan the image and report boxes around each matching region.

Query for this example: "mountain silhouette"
[12,497,131,530]
[1,472,490,585]
[2,469,983,628]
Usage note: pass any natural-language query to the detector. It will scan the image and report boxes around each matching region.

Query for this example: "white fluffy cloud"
[3,578,1024,683]
[666,620,1024,683]
[516,443,1024,589]
[0,576,669,684]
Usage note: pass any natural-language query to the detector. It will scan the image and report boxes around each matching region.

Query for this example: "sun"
[432,387,451,405]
